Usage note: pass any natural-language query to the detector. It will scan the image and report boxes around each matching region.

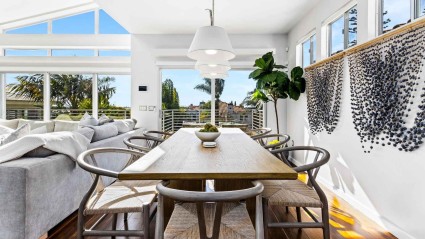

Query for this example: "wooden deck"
[47,182,397,239]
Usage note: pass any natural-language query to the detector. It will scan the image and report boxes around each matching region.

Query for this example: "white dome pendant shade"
[188,0,235,62]
[201,72,228,79]
[195,60,231,73]
[188,26,235,61]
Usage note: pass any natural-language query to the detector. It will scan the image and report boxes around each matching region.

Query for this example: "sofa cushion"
[0,119,20,129]
[18,120,55,132]
[79,113,98,126]
[112,119,136,134]
[24,147,56,158]
[98,114,114,125]
[0,125,14,135]
[0,123,30,146]
[30,125,48,134]
[54,120,80,132]
[74,127,95,142]
[85,124,119,142]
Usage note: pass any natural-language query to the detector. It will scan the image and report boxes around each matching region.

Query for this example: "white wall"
[287,0,424,238]
[131,34,288,132]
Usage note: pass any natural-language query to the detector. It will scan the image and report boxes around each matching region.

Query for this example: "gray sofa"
[0,119,145,239]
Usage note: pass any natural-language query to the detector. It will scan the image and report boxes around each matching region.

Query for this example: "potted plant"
[249,52,306,134]
[195,123,221,142]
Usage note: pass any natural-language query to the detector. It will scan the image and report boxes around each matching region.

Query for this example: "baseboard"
[288,156,416,239]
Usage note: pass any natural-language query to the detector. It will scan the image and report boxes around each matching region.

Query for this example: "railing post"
[172,110,175,132]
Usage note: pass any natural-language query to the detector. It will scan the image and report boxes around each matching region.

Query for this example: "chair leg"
[296,207,302,222]
[112,214,118,239]
[322,206,330,239]
[262,199,269,239]
[143,204,150,239]
[124,212,128,222]
[285,206,289,213]
[77,207,85,239]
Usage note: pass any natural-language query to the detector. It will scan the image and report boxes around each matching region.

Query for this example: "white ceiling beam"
[0,56,130,74]
[0,34,130,49]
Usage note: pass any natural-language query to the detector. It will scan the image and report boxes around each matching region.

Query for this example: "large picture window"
[380,0,410,34]
[328,6,357,56]
[52,12,95,34]
[97,75,131,119]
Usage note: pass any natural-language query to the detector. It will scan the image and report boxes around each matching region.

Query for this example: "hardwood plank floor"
[48,182,397,239]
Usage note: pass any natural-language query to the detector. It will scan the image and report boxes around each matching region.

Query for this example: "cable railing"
[161,109,264,132]
[6,108,131,120]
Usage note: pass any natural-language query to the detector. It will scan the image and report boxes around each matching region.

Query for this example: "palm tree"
[241,89,261,108]
[8,74,116,109]
[194,78,225,101]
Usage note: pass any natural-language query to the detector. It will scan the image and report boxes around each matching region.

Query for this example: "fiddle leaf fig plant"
[249,52,306,134]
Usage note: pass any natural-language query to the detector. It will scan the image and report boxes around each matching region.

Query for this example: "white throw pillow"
[0,123,30,146]
[79,112,99,126]
[30,125,48,134]
[98,114,114,125]
[0,125,14,135]
[18,119,55,132]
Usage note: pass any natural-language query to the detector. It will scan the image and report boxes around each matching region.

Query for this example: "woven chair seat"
[261,179,322,208]
[84,180,157,215]
[165,202,255,239]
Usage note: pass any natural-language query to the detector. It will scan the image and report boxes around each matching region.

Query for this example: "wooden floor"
[47,182,397,239]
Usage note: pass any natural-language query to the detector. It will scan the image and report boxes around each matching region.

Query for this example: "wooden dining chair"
[250,128,272,138]
[252,134,291,151]
[155,181,265,239]
[124,135,165,152]
[144,130,174,140]
[261,146,330,239]
[76,148,158,239]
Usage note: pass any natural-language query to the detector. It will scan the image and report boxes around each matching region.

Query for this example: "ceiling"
[96,0,319,34]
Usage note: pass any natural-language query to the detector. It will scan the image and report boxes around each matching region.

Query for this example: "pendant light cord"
[206,0,215,26]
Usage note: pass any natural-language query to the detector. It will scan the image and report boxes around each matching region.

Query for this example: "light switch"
[139,106,147,111]
[148,106,156,111]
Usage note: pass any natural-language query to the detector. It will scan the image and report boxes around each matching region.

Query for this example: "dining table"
[118,127,298,224]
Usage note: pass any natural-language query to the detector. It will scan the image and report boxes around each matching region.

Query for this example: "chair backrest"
[155,181,264,239]
[252,134,291,150]
[124,135,165,152]
[270,146,330,186]
[77,147,147,191]
[250,128,272,138]
[144,130,173,140]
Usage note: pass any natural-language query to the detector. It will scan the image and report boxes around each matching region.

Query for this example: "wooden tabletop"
[118,128,297,180]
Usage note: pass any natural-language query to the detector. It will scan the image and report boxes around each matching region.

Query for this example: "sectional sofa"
[0,119,145,239]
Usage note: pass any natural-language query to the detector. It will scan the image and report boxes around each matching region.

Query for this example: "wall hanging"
[348,24,425,153]
[305,57,344,134]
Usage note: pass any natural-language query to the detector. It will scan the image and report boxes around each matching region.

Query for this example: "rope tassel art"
[348,25,425,153]
[306,57,344,134]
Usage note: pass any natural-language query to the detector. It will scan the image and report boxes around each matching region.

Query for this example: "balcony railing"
[6,108,131,120]
[161,109,264,132]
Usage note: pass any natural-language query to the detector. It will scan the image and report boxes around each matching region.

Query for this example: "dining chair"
[252,134,291,151]
[124,135,165,152]
[144,130,174,139]
[155,181,265,239]
[261,146,330,239]
[76,147,158,239]
[250,128,272,138]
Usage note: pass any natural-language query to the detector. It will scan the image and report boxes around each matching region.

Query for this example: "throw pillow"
[30,125,48,134]
[84,124,119,142]
[79,112,99,126]
[0,119,20,129]
[53,120,79,132]
[74,127,95,142]
[112,119,136,134]
[18,119,55,132]
[0,123,30,146]
[98,114,114,125]
[0,125,14,135]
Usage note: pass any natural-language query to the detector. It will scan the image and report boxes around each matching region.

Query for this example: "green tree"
[250,52,306,134]
[194,78,225,109]
[241,89,261,108]
[162,79,180,109]
[8,74,116,109]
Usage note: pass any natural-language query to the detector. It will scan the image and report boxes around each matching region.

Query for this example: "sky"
[161,69,256,107]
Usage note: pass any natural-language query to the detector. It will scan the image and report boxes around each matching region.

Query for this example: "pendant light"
[195,60,231,73]
[188,0,235,62]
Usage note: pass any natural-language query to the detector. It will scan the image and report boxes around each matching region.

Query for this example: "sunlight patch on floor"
[337,230,364,238]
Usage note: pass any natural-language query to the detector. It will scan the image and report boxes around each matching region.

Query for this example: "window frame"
[301,34,316,68]
[327,5,358,56]
[378,0,425,35]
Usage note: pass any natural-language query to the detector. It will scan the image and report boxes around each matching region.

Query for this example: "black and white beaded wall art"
[306,57,344,134]
[348,25,425,153]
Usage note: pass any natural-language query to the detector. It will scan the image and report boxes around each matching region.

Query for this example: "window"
[418,0,425,17]
[5,73,44,120]
[5,22,48,34]
[52,12,95,34]
[98,75,131,119]
[328,6,357,56]
[5,49,48,56]
[98,50,131,56]
[381,0,410,34]
[302,34,316,67]
[99,10,129,34]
